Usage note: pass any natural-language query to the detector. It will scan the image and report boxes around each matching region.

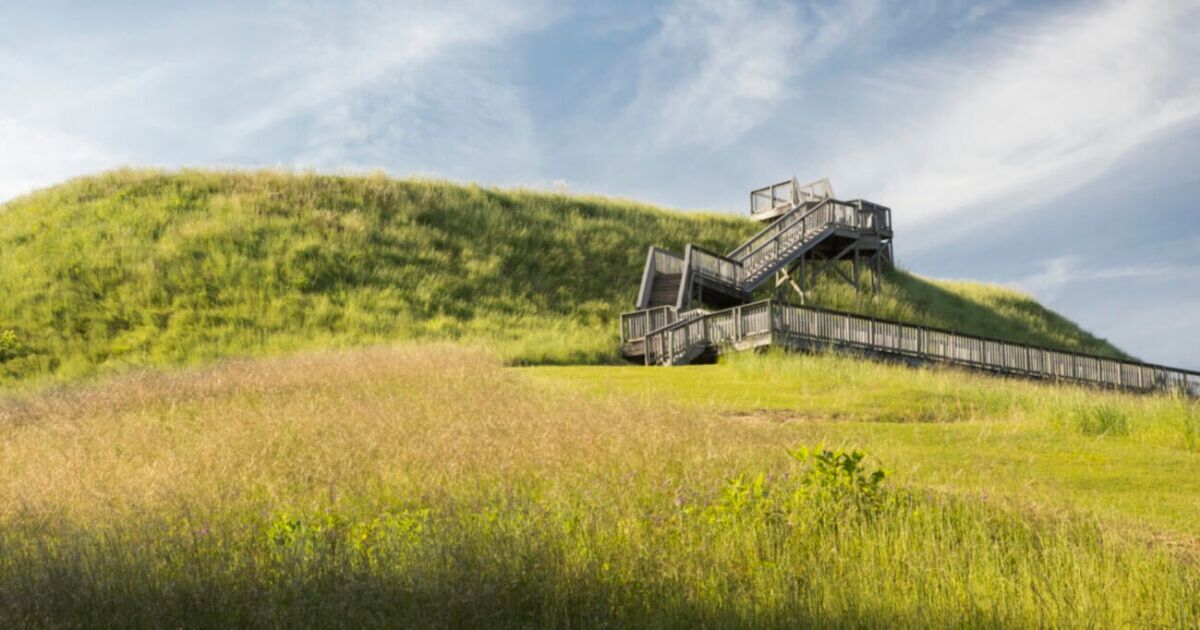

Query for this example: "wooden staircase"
[631,195,893,314]
[647,273,682,307]
[617,177,1200,398]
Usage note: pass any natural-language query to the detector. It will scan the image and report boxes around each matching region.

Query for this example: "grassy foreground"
[0,169,1123,385]
[533,350,1200,537]
[2,345,1198,627]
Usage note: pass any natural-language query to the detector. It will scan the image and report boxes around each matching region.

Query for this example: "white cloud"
[0,119,118,202]
[623,0,878,152]
[0,1,552,202]
[218,1,546,155]
[954,0,1013,27]
[832,0,1200,240]
[1008,255,1200,301]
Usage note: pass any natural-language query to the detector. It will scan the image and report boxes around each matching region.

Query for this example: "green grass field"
[1,346,1197,627]
[1,170,1123,386]
[0,170,1189,627]
[531,351,1200,538]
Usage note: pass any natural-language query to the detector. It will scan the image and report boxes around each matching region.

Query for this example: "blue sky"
[2,0,1198,368]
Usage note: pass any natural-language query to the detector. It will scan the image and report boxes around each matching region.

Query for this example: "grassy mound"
[0,169,1123,383]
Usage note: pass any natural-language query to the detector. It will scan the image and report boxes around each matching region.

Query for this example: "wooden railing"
[644,302,773,366]
[641,300,1200,397]
[735,200,879,285]
[679,199,888,303]
[621,305,677,342]
[621,306,712,353]
[732,198,885,261]
[676,244,742,308]
[750,178,834,219]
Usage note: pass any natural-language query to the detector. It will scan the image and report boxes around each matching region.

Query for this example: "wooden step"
[648,273,682,307]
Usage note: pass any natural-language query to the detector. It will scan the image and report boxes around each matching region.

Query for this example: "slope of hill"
[0,169,1125,383]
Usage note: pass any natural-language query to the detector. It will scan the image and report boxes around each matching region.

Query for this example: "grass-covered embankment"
[1,345,1198,627]
[0,169,1124,385]
[0,170,752,380]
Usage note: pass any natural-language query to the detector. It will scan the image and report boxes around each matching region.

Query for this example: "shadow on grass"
[0,525,1009,630]
[0,555,939,629]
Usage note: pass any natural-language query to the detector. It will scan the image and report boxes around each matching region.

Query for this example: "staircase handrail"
[728,198,829,260]
[733,199,878,266]
[730,198,887,265]
[686,244,743,285]
[620,305,677,342]
[675,244,743,309]
[620,305,714,346]
[643,301,774,365]
[734,201,834,276]
[644,311,710,366]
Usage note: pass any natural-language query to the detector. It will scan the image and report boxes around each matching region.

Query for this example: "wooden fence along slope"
[620,178,1200,398]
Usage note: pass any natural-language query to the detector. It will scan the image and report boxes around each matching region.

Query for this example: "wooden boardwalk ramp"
[623,299,1200,397]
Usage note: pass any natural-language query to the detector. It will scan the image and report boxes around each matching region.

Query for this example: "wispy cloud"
[832,0,1200,238]
[0,0,552,201]
[622,0,878,152]
[218,1,550,165]
[1009,255,1200,301]
[952,0,1013,28]
[0,120,117,202]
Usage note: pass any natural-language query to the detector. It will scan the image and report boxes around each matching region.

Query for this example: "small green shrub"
[703,446,889,530]
[1075,404,1130,437]
[790,445,889,508]
[0,330,29,363]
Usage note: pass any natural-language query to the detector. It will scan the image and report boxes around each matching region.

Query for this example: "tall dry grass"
[1,345,1198,627]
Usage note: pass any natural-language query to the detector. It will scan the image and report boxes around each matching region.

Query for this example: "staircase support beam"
[810,241,859,288]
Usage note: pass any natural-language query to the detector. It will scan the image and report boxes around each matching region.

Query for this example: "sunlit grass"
[530,349,1200,535]
[1,345,1199,627]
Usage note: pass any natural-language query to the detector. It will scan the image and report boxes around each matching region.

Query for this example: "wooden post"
[799,257,806,304]
[853,248,861,296]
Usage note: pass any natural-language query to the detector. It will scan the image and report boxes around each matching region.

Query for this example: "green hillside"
[0,169,1125,384]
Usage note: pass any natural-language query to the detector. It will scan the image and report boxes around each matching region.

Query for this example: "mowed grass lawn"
[2,345,1199,627]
